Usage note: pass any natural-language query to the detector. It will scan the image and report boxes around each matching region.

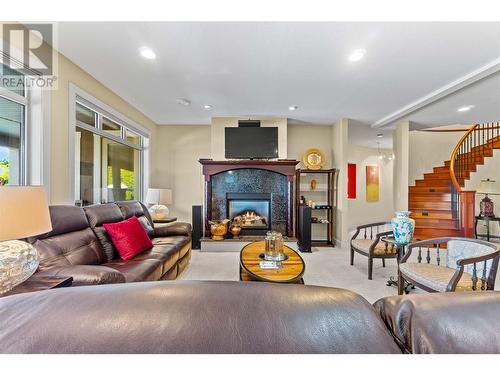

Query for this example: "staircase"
[409,123,500,240]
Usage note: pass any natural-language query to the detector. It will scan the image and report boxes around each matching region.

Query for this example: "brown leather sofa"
[0,281,498,354]
[375,291,500,354]
[29,201,192,285]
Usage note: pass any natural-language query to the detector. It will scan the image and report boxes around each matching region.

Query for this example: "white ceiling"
[55,22,500,146]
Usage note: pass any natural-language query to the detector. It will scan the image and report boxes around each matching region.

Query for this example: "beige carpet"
[179,246,424,303]
[179,245,500,303]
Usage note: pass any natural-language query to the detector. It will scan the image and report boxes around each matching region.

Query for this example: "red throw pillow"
[103,216,153,260]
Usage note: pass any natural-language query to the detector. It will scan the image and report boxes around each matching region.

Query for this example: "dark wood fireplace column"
[199,159,299,238]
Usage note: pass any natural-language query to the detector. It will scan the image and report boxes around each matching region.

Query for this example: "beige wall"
[332,119,349,244]
[50,53,158,204]
[288,124,334,240]
[409,125,468,185]
[153,125,211,222]
[393,121,410,212]
[211,117,287,160]
[346,144,394,236]
[287,124,333,169]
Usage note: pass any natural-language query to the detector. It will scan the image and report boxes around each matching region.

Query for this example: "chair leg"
[398,272,404,295]
[368,257,373,280]
[382,258,386,268]
[350,247,354,265]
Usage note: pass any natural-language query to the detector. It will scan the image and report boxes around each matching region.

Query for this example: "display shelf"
[295,168,339,247]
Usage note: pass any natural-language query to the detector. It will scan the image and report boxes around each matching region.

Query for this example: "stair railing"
[450,122,500,236]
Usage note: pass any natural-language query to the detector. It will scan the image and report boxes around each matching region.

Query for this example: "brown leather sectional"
[29,201,192,285]
[0,280,498,354]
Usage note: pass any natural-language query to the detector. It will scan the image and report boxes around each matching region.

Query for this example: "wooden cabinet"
[295,169,339,247]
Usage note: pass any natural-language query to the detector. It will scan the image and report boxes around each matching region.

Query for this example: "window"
[0,64,26,186]
[76,102,96,127]
[73,92,148,206]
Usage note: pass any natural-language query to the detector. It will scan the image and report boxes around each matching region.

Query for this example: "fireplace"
[227,193,271,234]
[199,159,299,237]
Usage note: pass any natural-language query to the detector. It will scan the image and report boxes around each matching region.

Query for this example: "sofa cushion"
[103,259,163,282]
[116,201,154,237]
[400,262,478,292]
[37,206,90,239]
[132,243,180,275]
[103,216,153,260]
[153,235,190,248]
[374,292,500,353]
[34,228,106,270]
[37,265,126,285]
[84,204,124,261]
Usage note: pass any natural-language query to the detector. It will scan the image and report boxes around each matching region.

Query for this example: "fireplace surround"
[199,159,299,238]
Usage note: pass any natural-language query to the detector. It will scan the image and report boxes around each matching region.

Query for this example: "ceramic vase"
[391,211,415,245]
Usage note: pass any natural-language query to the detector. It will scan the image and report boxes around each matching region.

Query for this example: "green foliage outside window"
[0,159,9,185]
[106,166,135,200]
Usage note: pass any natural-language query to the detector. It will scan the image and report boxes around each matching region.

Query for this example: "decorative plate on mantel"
[303,148,326,170]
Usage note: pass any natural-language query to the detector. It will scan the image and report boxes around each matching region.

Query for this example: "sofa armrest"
[39,265,126,286]
[154,222,192,238]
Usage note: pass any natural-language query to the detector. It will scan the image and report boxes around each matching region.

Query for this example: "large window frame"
[0,61,51,190]
[69,84,151,205]
[0,79,27,185]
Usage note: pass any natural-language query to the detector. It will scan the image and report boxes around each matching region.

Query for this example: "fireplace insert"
[227,193,272,235]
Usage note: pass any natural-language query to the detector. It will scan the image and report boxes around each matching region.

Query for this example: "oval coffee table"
[239,241,305,284]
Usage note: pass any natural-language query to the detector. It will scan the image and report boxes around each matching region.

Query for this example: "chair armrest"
[455,250,500,266]
[351,222,391,241]
[39,265,126,286]
[154,222,192,238]
[446,250,500,292]
[376,230,393,239]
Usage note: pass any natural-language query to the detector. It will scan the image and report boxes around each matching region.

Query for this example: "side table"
[153,217,178,225]
[381,236,416,294]
[1,274,73,297]
[474,215,500,242]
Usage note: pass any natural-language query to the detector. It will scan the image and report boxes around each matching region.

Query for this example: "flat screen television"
[225,127,279,159]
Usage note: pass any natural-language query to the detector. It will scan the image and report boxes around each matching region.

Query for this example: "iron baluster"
[436,244,440,266]
[472,263,477,291]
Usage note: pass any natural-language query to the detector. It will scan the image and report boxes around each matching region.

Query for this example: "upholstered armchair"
[399,237,499,295]
[350,221,397,280]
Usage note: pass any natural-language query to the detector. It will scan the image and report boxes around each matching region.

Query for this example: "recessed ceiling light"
[348,49,366,62]
[139,46,156,60]
[176,98,191,106]
[288,105,298,111]
[203,104,212,109]
[457,105,474,112]
[377,133,383,138]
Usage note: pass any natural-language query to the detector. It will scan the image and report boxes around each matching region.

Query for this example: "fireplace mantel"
[199,159,299,237]
[199,159,299,180]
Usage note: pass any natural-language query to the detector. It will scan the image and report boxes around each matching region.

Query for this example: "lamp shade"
[476,179,500,195]
[145,188,172,205]
[0,186,52,241]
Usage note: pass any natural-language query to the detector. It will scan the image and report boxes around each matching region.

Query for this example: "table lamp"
[476,178,499,217]
[145,188,172,220]
[0,186,52,294]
